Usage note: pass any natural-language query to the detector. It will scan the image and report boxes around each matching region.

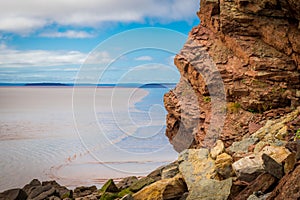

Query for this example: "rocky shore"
[1,108,299,199]
[2,0,300,199]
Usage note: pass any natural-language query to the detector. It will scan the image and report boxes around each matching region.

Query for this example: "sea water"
[0,86,178,191]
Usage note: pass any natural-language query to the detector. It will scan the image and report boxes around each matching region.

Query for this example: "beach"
[0,86,177,191]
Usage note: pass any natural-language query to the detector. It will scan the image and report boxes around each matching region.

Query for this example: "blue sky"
[0,0,199,84]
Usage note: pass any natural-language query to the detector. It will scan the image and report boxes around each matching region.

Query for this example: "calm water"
[0,86,177,191]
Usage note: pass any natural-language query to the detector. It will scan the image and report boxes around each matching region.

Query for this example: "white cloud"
[0,17,47,35]
[39,30,95,38]
[134,56,153,61]
[0,46,114,68]
[0,45,87,67]
[0,0,198,34]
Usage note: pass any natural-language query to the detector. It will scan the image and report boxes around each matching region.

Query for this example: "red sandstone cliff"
[164,0,300,151]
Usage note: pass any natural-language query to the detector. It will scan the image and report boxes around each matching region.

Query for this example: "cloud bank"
[0,0,198,35]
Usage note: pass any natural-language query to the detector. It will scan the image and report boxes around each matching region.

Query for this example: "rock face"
[267,163,300,199]
[164,0,300,150]
[163,0,300,198]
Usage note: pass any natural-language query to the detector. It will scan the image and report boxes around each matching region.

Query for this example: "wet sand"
[0,87,177,191]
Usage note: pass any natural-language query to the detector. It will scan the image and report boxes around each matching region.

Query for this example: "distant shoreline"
[0,82,177,88]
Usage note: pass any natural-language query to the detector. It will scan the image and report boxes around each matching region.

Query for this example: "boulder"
[260,146,291,164]
[262,154,283,179]
[0,189,27,200]
[178,149,216,190]
[133,175,187,200]
[22,179,42,195]
[228,137,258,155]
[232,154,265,182]
[178,149,232,200]
[215,153,234,178]
[27,185,56,200]
[146,166,163,181]
[116,176,138,190]
[161,161,179,179]
[128,177,155,192]
[232,145,292,182]
[261,146,291,178]
[187,178,232,200]
[42,180,72,199]
[100,179,119,193]
[73,185,97,199]
[210,140,225,159]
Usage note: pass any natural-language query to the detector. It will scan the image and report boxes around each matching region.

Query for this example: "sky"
[0,0,199,84]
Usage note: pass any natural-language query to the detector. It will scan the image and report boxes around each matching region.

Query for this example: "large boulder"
[232,154,265,182]
[178,149,232,200]
[21,179,72,200]
[22,179,42,195]
[178,148,216,189]
[27,185,56,200]
[116,176,138,190]
[187,178,232,200]
[100,179,119,193]
[133,175,187,200]
[232,145,291,182]
[73,185,97,199]
[0,189,27,200]
[42,180,72,199]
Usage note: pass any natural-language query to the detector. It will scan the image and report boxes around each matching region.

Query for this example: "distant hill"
[25,83,71,86]
[0,82,177,88]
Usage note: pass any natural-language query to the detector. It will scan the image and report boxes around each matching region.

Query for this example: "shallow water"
[0,87,177,191]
